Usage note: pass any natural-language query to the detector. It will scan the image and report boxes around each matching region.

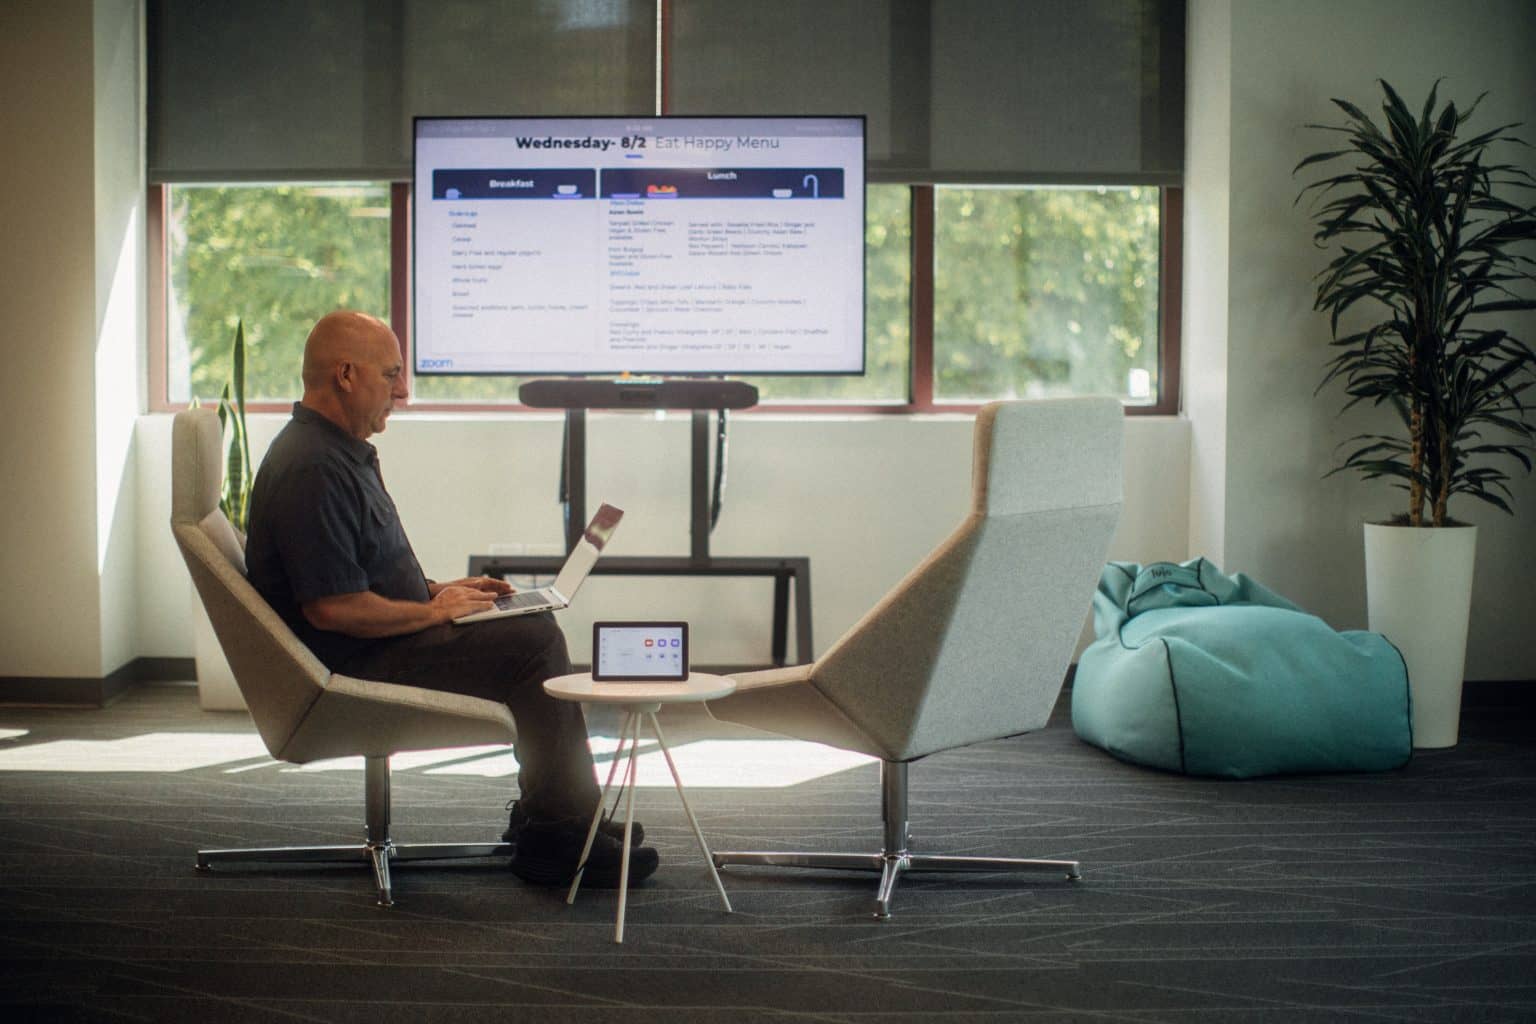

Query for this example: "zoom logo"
[419,358,454,370]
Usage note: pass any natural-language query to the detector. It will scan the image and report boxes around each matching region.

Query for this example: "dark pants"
[335,612,600,821]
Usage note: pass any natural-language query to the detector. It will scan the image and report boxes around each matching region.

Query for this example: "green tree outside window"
[169,183,391,403]
[934,186,1160,402]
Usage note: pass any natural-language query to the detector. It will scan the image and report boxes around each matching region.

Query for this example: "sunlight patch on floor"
[284,737,873,787]
[627,739,877,788]
[0,731,874,787]
[426,737,876,788]
[284,744,511,774]
[0,732,268,772]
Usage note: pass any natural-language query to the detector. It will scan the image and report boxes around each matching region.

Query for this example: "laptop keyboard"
[495,590,550,611]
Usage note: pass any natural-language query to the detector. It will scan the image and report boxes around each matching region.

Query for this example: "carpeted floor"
[1,682,1533,1023]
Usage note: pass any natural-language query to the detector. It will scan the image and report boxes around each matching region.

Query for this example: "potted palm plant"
[1296,80,1536,748]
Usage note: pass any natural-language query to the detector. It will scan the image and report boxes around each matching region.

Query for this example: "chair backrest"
[812,398,1123,761]
[171,408,329,756]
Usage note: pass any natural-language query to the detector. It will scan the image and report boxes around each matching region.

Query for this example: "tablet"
[591,621,689,682]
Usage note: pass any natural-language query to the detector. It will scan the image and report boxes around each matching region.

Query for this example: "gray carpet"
[1,682,1534,1023]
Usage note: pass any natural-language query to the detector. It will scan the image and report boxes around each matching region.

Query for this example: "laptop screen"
[551,503,622,598]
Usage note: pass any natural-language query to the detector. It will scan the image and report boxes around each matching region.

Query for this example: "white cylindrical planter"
[1363,522,1477,749]
[192,591,248,711]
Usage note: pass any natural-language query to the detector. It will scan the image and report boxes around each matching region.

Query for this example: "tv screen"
[412,115,866,377]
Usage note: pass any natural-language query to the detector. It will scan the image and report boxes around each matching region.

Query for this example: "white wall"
[1183,0,1230,568]
[1188,0,1536,679]
[136,412,1190,666]
[93,0,146,676]
[0,0,144,684]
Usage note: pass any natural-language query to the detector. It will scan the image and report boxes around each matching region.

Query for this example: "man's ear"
[335,361,355,392]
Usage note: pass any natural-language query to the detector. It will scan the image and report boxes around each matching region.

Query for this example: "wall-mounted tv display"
[412,115,866,377]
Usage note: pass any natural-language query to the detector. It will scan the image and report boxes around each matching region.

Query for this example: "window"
[165,183,391,404]
[155,182,1177,412]
[933,185,1161,404]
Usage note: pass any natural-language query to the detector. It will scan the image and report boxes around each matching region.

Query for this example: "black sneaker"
[509,816,659,889]
[503,799,645,846]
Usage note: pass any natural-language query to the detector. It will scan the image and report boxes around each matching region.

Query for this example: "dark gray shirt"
[245,403,430,669]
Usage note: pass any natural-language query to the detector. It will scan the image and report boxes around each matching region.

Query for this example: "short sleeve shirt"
[245,403,430,669]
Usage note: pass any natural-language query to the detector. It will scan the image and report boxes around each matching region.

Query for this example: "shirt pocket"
[358,491,405,567]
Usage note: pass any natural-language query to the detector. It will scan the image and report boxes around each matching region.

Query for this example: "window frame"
[147,181,1181,417]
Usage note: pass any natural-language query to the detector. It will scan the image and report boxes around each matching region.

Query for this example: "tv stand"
[562,406,722,559]
[466,386,813,669]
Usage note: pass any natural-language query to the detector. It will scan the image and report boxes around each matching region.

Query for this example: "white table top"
[543,672,736,705]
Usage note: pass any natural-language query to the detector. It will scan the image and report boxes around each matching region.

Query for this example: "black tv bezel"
[410,113,867,379]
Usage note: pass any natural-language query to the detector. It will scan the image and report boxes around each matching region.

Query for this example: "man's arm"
[303,585,496,639]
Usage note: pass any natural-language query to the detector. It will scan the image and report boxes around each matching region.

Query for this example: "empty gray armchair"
[171,407,516,906]
[706,398,1123,918]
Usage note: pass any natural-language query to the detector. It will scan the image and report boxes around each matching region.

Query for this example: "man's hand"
[428,584,498,622]
[427,576,514,598]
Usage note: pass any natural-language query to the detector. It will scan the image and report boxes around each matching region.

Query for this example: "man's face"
[344,329,408,439]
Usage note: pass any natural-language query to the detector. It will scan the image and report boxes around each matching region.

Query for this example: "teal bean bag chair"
[1072,559,1412,778]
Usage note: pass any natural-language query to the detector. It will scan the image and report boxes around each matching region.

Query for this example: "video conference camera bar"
[518,378,758,411]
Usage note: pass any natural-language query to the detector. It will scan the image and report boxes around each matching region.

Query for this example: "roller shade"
[149,0,1183,185]
[148,0,657,182]
[666,0,1184,185]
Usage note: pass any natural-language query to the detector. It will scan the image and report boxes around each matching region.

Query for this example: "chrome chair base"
[194,840,513,907]
[710,761,1081,919]
[194,755,511,907]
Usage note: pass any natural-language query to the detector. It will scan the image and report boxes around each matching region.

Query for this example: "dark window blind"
[149,0,1182,185]
[666,0,1184,185]
[148,0,657,182]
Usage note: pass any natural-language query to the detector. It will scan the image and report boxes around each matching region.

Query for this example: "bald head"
[302,311,395,390]
[300,310,407,439]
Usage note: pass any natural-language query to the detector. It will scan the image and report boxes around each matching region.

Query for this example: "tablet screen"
[592,622,689,681]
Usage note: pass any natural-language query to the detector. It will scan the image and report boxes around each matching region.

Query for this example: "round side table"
[543,672,737,943]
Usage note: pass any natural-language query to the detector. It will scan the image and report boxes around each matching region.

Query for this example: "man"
[244,310,657,887]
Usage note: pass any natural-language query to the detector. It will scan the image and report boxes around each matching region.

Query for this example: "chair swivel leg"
[195,753,512,906]
[872,759,912,919]
[712,759,1080,920]
[364,755,395,907]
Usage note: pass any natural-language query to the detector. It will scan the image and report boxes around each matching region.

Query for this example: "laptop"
[452,503,623,624]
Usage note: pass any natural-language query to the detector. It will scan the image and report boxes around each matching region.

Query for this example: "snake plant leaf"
[212,320,252,533]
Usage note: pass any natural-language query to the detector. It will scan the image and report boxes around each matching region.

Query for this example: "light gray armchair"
[707,398,1123,918]
[171,407,516,906]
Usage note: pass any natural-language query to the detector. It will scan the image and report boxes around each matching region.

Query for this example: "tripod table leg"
[649,713,732,912]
